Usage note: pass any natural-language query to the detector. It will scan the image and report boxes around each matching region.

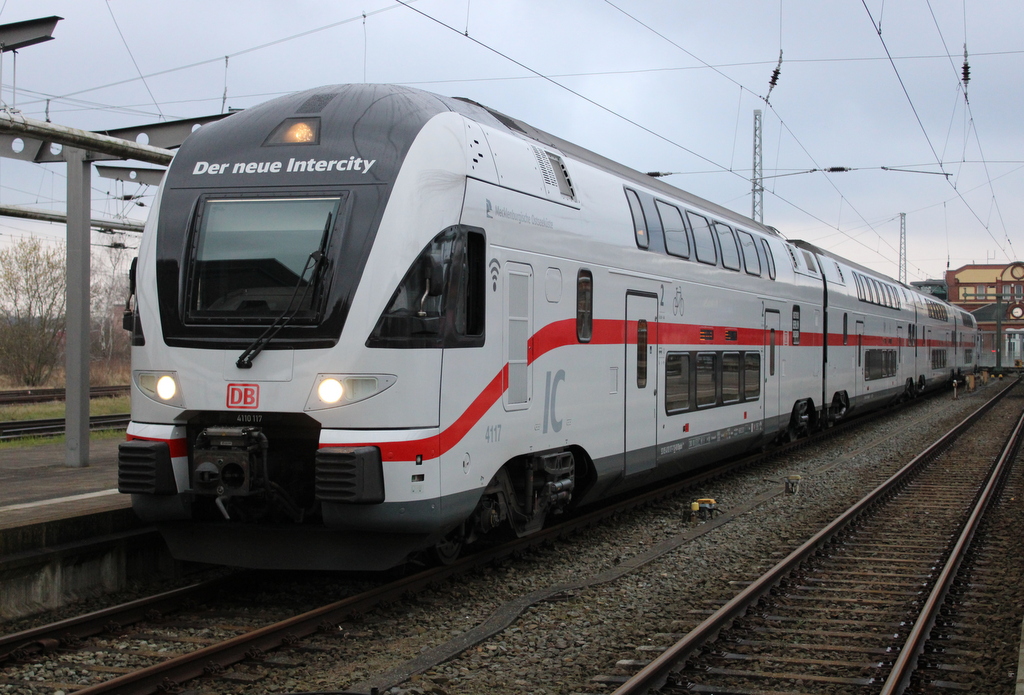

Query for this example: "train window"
[792,305,801,345]
[854,274,865,301]
[736,230,761,276]
[857,321,864,367]
[665,353,690,414]
[743,352,761,400]
[625,189,649,249]
[761,239,776,280]
[454,231,486,338]
[769,329,776,376]
[722,352,741,403]
[687,212,717,265]
[843,313,848,345]
[865,349,897,380]
[715,223,741,271]
[657,201,689,258]
[368,226,486,348]
[577,269,593,342]
[833,261,845,284]
[696,352,717,407]
[636,319,648,388]
[186,196,342,323]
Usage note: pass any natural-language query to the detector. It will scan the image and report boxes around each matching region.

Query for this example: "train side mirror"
[426,256,444,296]
[417,256,445,317]
[128,257,138,297]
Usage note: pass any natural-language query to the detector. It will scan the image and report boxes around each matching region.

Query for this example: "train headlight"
[306,374,397,410]
[135,371,186,408]
[156,375,177,400]
[318,378,344,404]
[264,117,320,146]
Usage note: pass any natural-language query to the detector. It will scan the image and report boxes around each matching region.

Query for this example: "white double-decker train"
[118,84,977,570]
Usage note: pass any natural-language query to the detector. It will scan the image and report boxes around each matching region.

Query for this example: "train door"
[625,293,658,475]
[898,325,904,366]
[763,308,782,436]
[855,321,865,398]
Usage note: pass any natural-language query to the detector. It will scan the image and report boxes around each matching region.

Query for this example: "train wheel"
[830,392,849,422]
[429,524,465,565]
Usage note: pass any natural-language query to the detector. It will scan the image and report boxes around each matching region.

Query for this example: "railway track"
[0,414,131,440]
[609,380,1024,695]
[0,386,129,406]
[0,386,1001,695]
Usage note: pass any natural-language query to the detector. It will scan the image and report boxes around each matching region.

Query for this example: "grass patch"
[0,427,126,450]
[0,396,130,422]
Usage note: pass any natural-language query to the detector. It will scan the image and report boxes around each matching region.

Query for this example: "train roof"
[451,97,780,239]
[170,83,776,240]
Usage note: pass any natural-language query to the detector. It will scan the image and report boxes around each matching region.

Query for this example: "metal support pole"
[899,212,907,285]
[751,109,763,224]
[65,146,90,467]
[996,293,1003,372]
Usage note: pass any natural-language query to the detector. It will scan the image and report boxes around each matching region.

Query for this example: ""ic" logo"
[227,383,260,409]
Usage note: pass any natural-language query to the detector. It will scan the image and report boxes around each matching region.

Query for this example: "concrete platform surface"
[0,438,130,532]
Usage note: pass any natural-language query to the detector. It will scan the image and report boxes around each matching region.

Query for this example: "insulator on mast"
[962,45,970,101]
[765,50,783,103]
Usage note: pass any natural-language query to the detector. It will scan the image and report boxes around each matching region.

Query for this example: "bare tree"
[0,238,67,386]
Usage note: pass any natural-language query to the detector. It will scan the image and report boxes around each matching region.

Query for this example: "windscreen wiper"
[235,212,332,369]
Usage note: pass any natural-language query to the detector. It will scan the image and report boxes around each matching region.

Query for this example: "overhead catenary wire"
[1,2,1014,279]
[602,0,912,274]
[861,0,1013,264]
[104,0,165,120]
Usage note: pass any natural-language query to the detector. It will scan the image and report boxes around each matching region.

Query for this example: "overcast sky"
[0,0,1020,283]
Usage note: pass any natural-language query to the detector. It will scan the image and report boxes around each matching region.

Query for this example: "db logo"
[226,383,260,409]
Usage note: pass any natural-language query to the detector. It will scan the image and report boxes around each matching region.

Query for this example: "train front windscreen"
[185,196,342,324]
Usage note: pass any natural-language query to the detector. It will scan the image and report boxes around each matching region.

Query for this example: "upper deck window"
[736,230,761,276]
[687,211,716,265]
[625,189,649,249]
[186,196,342,323]
[761,239,776,280]
[715,223,741,271]
[657,201,689,258]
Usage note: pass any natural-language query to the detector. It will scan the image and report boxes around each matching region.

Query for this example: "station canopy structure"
[0,16,230,466]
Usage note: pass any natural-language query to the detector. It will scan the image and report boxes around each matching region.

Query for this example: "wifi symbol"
[488,259,500,292]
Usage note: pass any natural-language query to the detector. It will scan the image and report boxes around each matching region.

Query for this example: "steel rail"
[0,413,130,439]
[879,405,1024,694]
[611,377,1019,695]
[40,403,867,695]
[0,385,129,405]
[0,573,239,663]
[3,386,975,694]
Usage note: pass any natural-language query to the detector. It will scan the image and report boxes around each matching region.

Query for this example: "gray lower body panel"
[144,488,483,571]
